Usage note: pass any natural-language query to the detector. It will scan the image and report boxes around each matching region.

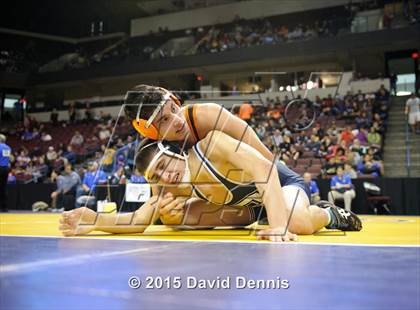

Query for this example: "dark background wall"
[6,178,420,215]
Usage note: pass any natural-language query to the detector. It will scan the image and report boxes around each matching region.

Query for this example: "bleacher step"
[387,120,408,126]
[385,132,410,138]
[384,153,420,161]
[384,163,420,169]
[388,117,408,122]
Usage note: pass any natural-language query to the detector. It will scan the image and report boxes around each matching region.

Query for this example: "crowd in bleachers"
[235,85,390,179]
[191,15,336,55]
[3,83,391,190]
[4,1,409,74]
[2,83,392,213]
[3,107,137,187]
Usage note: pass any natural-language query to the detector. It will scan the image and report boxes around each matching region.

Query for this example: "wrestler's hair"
[135,138,160,175]
[124,84,167,121]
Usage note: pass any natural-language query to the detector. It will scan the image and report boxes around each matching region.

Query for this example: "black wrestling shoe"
[316,200,362,231]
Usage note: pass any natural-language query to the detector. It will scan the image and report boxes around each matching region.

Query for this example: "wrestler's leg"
[281,185,329,235]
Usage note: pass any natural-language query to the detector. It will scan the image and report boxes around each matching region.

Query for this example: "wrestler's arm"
[204,130,289,230]
[59,196,161,236]
[198,104,274,161]
[158,194,254,227]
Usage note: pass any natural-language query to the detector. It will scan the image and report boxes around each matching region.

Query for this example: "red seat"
[302,151,314,158]
[307,166,322,176]
[293,167,305,175]
[285,159,295,167]
[296,158,311,167]
[311,158,323,166]
[309,163,322,169]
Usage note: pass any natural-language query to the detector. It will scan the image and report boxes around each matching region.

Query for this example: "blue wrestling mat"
[1,236,419,309]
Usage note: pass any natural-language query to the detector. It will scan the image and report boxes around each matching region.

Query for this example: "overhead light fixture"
[396,91,412,96]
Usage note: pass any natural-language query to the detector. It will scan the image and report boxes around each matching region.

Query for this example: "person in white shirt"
[70,131,84,147]
[40,132,52,142]
[405,93,420,133]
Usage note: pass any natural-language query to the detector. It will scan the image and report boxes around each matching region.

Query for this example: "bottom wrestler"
[59,130,362,242]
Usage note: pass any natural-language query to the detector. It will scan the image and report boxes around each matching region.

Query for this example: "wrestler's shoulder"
[190,102,223,113]
[201,130,231,146]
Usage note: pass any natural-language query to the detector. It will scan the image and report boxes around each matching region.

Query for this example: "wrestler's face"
[152,99,190,141]
[147,154,187,185]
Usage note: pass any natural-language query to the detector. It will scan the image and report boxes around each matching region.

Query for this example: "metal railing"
[405,114,411,177]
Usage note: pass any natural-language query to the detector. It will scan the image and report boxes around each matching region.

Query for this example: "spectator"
[101,144,116,172]
[339,126,354,146]
[355,112,371,129]
[21,127,36,141]
[350,139,366,157]
[40,131,52,142]
[46,146,58,163]
[16,149,30,168]
[390,73,397,96]
[279,135,293,160]
[306,134,321,153]
[405,93,420,133]
[85,103,93,122]
[323,157,338,177]
[303,172,320,204]
[344,162,358,179]
[70,131,84,147]
[76,161,107,208]
[0,134,11,212]
[50,163,81,211]
[63,145,76,164]
[113,154,126,172]
[130,170,147,184]
[272,129,283,147]
[68,102,76,123]
[109,166,127,185]
[376,84,390,103]
[355,127,368,145]
[367,127,382,147]
[238,101,253,122]
[98,125,111,141]
[50,108,59,125]
[34,156,48,179]
[327,166,356,211]
[357,154,383,177]
[116,138,125,149]
[296,131,308,146]
[367,146,382,161]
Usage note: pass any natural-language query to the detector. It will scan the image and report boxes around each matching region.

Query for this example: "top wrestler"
[124,84,273,160]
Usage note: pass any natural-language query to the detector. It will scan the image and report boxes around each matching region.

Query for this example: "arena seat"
[296,158,311,167]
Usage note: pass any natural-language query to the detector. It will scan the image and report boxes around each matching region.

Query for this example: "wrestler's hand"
[59,207,98,236]
[256,227,298,242]
[158,192,187,225]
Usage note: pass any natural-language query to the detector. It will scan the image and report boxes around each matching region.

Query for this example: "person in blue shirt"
[327,166,356,211]
[75,161,107,208]
[303,172,320,204]
[130,170,147,184]
[0,134,11,212]
[81,161,107,193]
